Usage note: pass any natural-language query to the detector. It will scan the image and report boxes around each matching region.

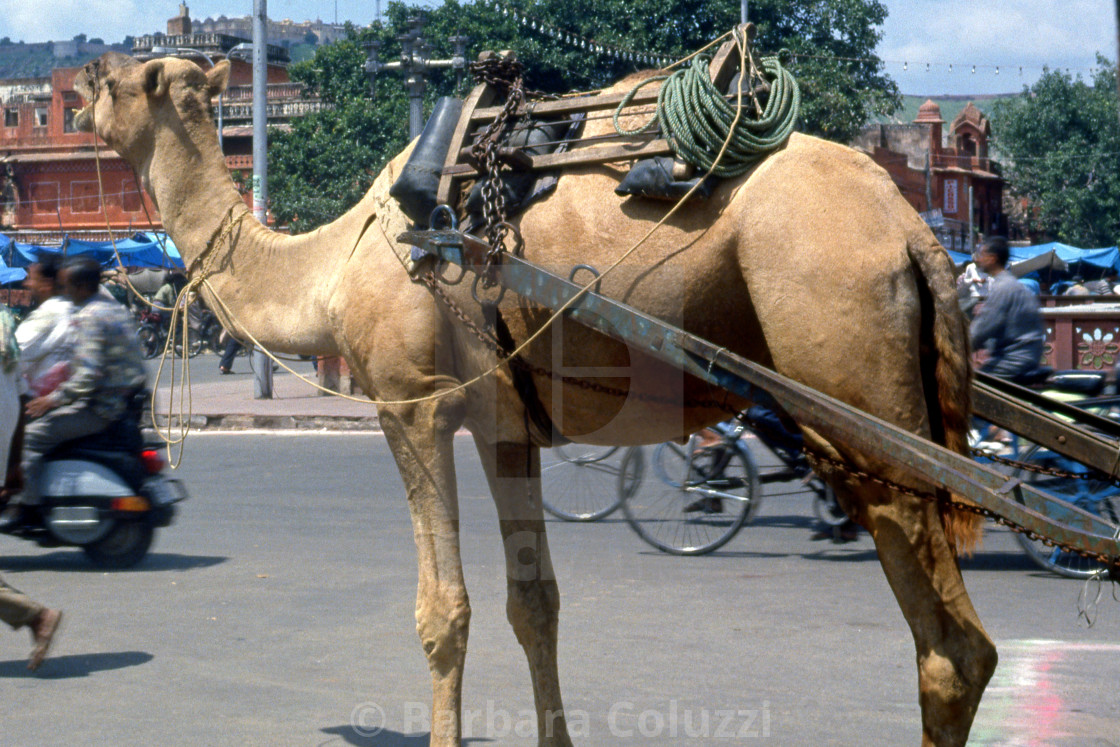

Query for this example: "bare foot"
[28,608,62,671]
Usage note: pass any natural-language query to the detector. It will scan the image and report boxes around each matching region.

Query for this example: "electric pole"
[363,13,469,139]
[252,0,272,398]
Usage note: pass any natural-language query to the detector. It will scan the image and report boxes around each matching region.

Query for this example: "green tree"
[268,26,410,233]
[269,0,899,232]
[991,57,1120,246]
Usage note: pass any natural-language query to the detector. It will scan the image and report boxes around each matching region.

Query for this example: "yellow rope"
[91,142,179,313]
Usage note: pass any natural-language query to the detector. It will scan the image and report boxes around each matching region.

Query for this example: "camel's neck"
[142,122,344,356]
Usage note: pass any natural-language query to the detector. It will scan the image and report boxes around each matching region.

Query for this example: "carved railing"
[1041,300,1120,371]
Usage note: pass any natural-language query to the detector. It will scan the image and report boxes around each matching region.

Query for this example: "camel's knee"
[416,594,472,677]
[506,578,560,646]
[920,639,996,698]
[382,387,466,441]
[917,635,997,746]
[428,391,466,436]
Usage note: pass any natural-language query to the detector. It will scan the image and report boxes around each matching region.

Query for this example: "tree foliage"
[268,0,899,232]
[991,57,1120,247]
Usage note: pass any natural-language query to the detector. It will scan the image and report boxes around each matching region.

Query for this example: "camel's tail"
[908,234,983,554]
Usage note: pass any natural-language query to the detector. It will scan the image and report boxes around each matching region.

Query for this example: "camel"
[73,51,997,746]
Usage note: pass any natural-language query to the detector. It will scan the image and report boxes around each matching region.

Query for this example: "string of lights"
[483,0,1104,81]
[485,0,675,67]
[788,51,1100,80]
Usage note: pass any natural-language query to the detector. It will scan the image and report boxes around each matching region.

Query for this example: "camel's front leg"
[837,481,997,747]
[475,437,573,747]
[380,399,470,747]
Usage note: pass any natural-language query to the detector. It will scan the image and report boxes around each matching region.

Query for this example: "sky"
[0,0,1117,96]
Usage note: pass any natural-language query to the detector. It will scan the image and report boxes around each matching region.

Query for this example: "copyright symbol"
[351,701,386,737]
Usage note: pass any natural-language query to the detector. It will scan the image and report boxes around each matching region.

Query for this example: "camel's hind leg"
[474,437,573,747]
[834,478,997,746]
[380,400,472,747]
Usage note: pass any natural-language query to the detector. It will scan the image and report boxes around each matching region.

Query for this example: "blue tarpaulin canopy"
[1010,242,1120,276]
[946,242,1120,277]
[0,255,26,285]
[947,249,971,266]
[0,232,183,270]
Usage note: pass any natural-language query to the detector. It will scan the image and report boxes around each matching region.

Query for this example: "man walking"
[0,580,62,671]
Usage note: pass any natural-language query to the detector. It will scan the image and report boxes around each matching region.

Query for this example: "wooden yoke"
[435,26,751,200]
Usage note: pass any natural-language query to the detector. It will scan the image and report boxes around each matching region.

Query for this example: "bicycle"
[617,410,845,555]
[1010,443,1120,578]
[136,308,201,359]
[616,421,759,554]
[972,376,1120,579]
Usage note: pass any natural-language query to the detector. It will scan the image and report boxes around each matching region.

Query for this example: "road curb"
[153,414,382,432]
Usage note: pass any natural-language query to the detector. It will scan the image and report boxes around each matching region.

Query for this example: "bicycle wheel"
[136,325,161,359]
[204,325,224,354]
[171,326,201,358]
[619,437,758,555]
[811,480,850,527]
[1013,444,1120,578]
[540,444,623,521]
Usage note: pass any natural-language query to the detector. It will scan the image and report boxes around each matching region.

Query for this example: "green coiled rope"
[613,54,800,178]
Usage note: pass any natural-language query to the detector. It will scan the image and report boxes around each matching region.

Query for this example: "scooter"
[0,393,188,568]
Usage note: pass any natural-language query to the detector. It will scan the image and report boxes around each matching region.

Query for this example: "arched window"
[959,133,977,157]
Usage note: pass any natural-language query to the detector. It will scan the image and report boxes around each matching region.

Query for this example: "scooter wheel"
[83,522,154,569]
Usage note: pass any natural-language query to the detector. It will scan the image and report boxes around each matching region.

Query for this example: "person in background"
[1063,276,1091,296]
[1,304,22,499]
[102,267,133,309]
[218,331,243,375]
[958,253,989,318]
[971,236,1047,382]
[16,254,75,398]
[151,272,185,311]
[1086,273,1119,295]
[970,236,1047,452]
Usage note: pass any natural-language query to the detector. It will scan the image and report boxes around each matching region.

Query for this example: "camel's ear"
[206,60,230,98]
[142,59,170,99]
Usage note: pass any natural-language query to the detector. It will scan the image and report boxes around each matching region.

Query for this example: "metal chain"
[469,56,527,278]
[975,447,1115,482]
[421,272,507,358]
[809,451,1120,570]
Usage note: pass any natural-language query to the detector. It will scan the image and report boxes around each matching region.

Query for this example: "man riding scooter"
[4,257,147,527]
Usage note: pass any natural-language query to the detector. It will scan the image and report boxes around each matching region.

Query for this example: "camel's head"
[74,51,230,163]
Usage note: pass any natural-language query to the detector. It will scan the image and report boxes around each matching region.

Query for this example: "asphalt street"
[2,432,1118,745]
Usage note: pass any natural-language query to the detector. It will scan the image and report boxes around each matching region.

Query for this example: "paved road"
[2,433,1118,745]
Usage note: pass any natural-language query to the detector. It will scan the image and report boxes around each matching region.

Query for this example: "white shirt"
[961,262,989,298]
[16,295,76,396]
